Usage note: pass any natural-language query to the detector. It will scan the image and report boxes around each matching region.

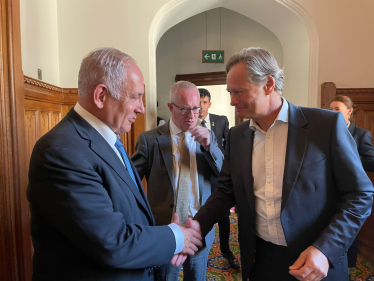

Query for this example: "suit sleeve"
[312,113,374,267]
[201,130,224,177]
[28,141,175,270]
[358,130,374,172]
[195,128,236,236]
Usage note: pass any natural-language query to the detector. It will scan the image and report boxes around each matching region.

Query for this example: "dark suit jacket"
[209,114,229,193]
[195,102,374,281]
[27,109,175,281]
[131,122,224,248]
[349,122,374,172]
[209,114,229,154]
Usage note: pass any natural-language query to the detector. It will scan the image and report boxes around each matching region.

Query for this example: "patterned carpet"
[178,214,374,280]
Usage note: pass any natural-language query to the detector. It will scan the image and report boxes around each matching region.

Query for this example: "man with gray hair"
[194,47,374,281]
[132,81,224,280]
[27,48,203,281]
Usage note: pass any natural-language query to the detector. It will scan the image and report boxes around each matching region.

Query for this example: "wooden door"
[322,82,374,263]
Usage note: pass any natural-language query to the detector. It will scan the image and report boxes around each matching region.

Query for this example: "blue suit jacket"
[27,109,175,281]
[195,102,374,281]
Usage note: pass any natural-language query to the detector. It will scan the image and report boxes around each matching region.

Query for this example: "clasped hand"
[170,213,202,266]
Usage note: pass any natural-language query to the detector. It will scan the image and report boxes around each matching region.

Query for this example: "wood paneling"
[321,82,374,264]
[0,0,32,279]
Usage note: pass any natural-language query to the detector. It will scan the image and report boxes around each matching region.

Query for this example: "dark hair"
[330,95,357,116]
[198,88,211,102]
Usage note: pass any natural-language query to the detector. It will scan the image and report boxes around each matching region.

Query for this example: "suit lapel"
[241,124,256,212]
[156,124,175,188]
[209,114,217,135]
[281,102,308,212]
[67,109,153,221]
[195,141,205,205]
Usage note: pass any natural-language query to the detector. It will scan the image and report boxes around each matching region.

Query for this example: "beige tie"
[176,131,191,225]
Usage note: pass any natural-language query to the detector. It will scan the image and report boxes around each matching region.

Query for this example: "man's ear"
[167,102,173,112]
[93,84,108,109]
[264,76,275,95]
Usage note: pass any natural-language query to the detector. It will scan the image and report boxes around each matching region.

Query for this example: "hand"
[289,246,329,281]
[190,126,210,151]
[171,213,203,256]
[171,253,187,266]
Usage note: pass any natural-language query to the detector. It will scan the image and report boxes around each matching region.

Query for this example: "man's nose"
[187,109,195,118]
[136,99,145,114]
[230,94,238,106]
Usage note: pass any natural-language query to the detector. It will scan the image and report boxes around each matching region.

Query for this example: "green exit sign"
[202,50,224,63]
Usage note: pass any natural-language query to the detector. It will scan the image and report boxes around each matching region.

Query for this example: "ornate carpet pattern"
[178,214,374,280]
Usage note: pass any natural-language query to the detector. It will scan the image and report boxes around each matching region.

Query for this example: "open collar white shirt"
[250,97,289,246]
[169,119,200,217]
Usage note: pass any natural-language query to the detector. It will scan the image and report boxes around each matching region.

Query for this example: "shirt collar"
[74,102,118,146]
[250,97,289,132]
[198,113,210,126]
[169,118,183,137]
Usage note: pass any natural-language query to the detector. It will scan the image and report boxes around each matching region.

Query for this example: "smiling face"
[199,96,211,119]
[226,62,268,120]
[168,88,200,132]
[329,101,352,125]
[104,62,145,134]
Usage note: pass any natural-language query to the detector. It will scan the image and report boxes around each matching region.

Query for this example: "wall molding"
[24,76,78,105]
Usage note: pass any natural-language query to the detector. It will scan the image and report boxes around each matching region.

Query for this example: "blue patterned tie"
[201,120,206,128]
[114,136,138,188]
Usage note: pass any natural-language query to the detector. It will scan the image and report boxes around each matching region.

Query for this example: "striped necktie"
[175,131,191,225]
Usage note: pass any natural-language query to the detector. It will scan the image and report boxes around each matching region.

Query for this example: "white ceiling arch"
[147,0,318,130]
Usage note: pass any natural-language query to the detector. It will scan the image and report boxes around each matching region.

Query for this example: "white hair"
[169,81,198,102]
[226,47,284,94]
[78,47,135,99]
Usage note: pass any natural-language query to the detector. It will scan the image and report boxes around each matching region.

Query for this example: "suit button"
[148,268,153,277]
[170,204,174,208]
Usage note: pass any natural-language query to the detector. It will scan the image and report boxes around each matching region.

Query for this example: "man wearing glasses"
[132,81,224,280]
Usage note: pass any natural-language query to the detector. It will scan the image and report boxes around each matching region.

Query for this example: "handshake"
[171,213,203,266]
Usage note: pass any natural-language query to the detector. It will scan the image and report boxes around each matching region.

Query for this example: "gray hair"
[169,81,198,102]
[78,47,135,99]
[226,47,284,94]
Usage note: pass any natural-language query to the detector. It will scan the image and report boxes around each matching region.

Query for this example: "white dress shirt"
[250,97,289,246]
[74,103,184,254]
[169,119,201,217]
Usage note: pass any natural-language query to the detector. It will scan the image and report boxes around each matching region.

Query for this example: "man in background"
[27,48,202,281]
[194,47,374,281]
[198,88,239,269]
[132,81,223,280]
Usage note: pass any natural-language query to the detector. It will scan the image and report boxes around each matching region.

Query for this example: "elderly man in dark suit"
[194,47,374,281]
[27,48,202,281]
[198,88,240,269]
[132,81,224,280]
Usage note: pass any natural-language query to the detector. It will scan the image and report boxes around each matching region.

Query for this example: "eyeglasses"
[172,103,202,115]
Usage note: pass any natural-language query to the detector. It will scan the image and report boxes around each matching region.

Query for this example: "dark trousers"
[250,236,298,281]
[218,212,231,254]
[348,238,359,268]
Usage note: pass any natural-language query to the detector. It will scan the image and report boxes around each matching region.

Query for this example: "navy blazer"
[348,122,374,172]
[27,109,175,281]
[195,102,374,281]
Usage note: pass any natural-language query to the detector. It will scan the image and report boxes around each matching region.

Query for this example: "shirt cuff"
[168,223,184,254]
